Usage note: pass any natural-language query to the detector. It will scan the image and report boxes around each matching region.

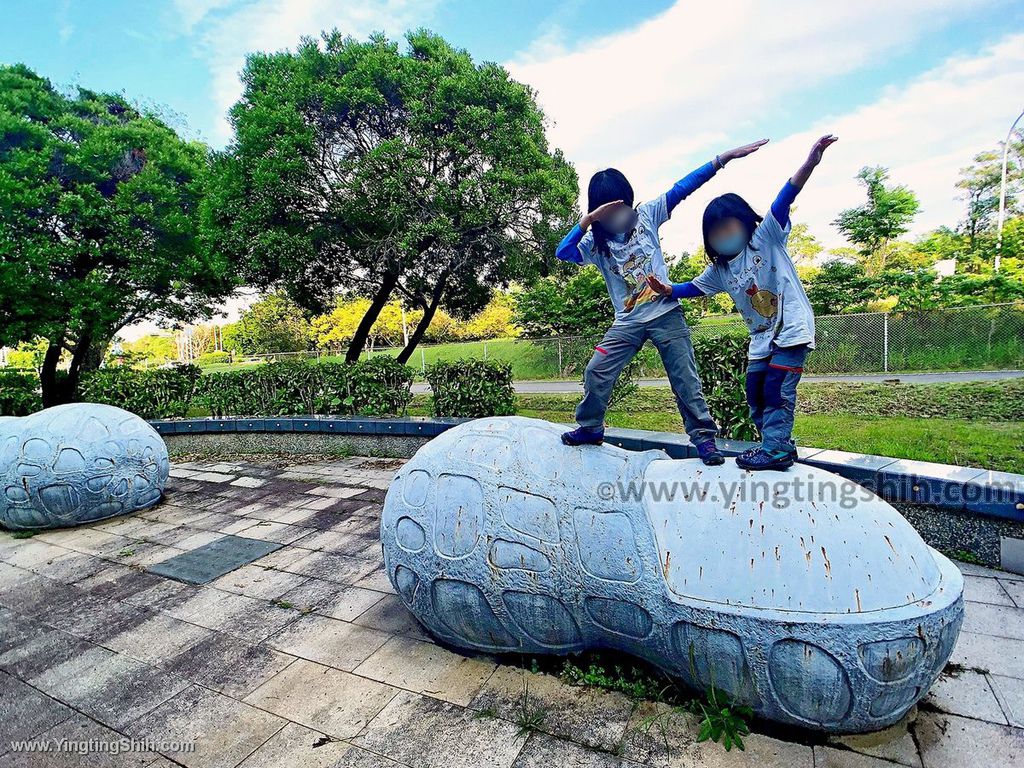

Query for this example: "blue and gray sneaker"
[695,439,725,466]
[740,441,797,462]
[561,425,605,446]
[736,447,795,471]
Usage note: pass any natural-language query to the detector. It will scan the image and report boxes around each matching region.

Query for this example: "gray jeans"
[575,307,718,444]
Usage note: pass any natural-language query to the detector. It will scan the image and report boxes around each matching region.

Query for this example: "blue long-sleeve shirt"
[555,161,719,264]
[669,179,802,300]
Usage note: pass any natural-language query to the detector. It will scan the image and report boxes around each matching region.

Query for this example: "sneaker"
[736,447,794,471]
[561,426,605,446]
[738,444,759,460]
[695,439,725,466]
[742,441,796,461]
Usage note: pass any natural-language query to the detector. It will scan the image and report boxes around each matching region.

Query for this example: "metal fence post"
[483,342,488,360]
[883,313,889,373]
[557,339,563,377]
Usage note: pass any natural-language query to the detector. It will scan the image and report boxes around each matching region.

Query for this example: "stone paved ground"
[1,457,1023,768]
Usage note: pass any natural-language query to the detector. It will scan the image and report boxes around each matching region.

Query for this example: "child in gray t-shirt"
[649,135,838,471]
[556,139,769,464]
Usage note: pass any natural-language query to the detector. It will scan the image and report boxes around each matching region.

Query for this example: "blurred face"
[708,217,748,256]
[603,203,635,234]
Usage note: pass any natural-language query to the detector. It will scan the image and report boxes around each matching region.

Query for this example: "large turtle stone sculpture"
[1,403,169,530]
[381,416,963,733]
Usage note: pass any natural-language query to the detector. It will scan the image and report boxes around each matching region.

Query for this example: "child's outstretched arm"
[555,200,625,263]
[771,134,838,227]
[664,139,769,213]
[646,275,707,300]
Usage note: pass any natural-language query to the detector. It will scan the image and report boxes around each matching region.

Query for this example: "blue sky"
[4,1,1024,261]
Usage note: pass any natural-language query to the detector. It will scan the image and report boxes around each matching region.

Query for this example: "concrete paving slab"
[814,745,911,767]
[277,580,386,621]
[353,690,527,768]
[208,564,308,600]
[619,700,816,768]
[511,732,635,768]
[126,685,285,768]
[0,671,75,757]
[235,722,353,768]
[470,666,634,752]
[29,644,190,730]
[102,612,215,665]
[148,535,283,585]
[914,710,1024,768]
[159,631,294,698]
[266,614,390,670]
[963,601,1024,641]
[184,591,300,643]
[4,712,167,768]
[924,668,1008,724]
[964,575,1016,606]
[354,635,495,706]
[989,674,1024,728]
[351,595,430,640]
[950,631,1024,678]
[245,658,397,739]
[1001,578,1024,608]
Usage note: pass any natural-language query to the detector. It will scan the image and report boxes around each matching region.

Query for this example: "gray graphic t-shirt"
[574,195,679,325]
[692,211,816,359]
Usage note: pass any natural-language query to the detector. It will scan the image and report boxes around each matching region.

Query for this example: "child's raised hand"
[646,275,673,297]
[582,200,624,229]
[807,134,838,165]
[721,139,769,164]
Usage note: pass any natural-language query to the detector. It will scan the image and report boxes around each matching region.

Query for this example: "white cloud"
[178,0,439,145]
[56,0,74,43]
[507,0,1016,252]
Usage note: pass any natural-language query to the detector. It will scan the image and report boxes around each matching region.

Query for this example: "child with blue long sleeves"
[556,139,769,465]
[647,135,838,471]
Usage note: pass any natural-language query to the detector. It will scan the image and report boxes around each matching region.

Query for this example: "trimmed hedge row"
[1,337,751,431]
[199,357,414,417]
[691,333,755,441]
[80,364,203,419]
[425,359,516,418]
[0,369,43,417]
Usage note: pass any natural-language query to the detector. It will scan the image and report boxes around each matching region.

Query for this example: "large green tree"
[206,29,577,363]
[229,292,311,355]
[833,166,920,274]
[0,65,233,404]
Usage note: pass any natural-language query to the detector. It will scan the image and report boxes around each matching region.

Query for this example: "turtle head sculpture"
[0,403,169,530]
[380,416,964,733]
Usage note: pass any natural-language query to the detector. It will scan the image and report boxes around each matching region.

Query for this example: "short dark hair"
[702,193,762,263]
[587,168,634,257]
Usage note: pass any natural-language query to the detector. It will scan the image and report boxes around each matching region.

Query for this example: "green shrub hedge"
[197,357,414,417]
[0,369,42,416]
[196,350,230,367]
[426,359,516,417]
[79,365,202,420]
[691,333,755,441]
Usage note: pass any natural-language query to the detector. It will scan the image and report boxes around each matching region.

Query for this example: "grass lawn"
[410,381,1024,473]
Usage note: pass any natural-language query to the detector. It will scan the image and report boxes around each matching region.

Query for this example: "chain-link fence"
[203,302,1024,378]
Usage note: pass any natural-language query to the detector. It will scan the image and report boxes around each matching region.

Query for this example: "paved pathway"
[410,369,1024,395]
[1,458,1023,767]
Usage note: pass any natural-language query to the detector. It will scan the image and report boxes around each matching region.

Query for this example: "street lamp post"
[994,107,1024,273]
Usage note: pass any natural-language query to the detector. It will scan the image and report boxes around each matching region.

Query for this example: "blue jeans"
[745,343,810,453]
[575,307,718,444]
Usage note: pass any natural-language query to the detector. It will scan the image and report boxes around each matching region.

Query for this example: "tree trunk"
[39,336,66,408]
[63,329,95,404]
[346,268,400,362]
[396,272,448,365]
